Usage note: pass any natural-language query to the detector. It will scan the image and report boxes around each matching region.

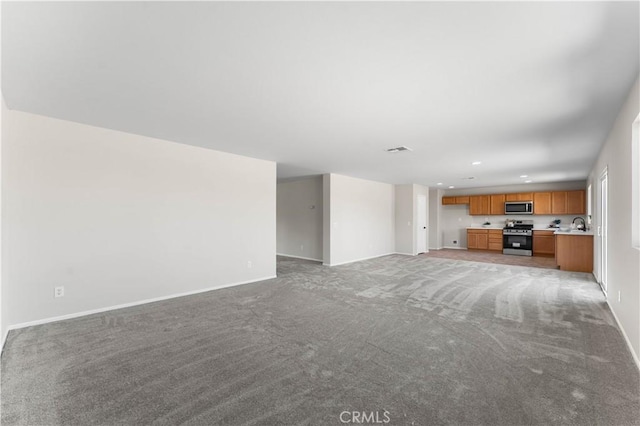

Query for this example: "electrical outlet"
[300,244,304,252]
[247,261,252,269]
[54,286,64,298]
[618,291,621,302]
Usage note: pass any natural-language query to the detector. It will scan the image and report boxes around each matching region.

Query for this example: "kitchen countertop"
[466,226,594,236]
[554,230,594,236]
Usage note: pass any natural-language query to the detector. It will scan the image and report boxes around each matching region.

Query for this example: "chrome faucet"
[572,217,586,231]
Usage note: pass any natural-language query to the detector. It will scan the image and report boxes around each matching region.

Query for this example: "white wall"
[276,177,323,261]
[429,189,442,249]
[323,174,394,266]
[396,184,429,255]
[323,174,331,264]
[394,184,414,255]
[2,109,276,329]
[588,76,640,367]
[1,97,5,347]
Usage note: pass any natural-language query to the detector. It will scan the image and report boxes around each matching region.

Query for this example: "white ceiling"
[2,2,639,188]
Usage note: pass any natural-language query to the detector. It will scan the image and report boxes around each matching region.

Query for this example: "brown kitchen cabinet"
[566,190,586,215]
[555,234,593,272]
[447,189,585,215]
[488,229,503,251]
[489,194,506,215]
[442,196,456,205]
[533,192,552,215]
[505,192,534,201]
[468,229,502,251]
[533,230,555,256]
[467,229,489,250]
[469,195,490,215]
[442,196,471,205]
[551,191,568,214]
[551,190,586,215]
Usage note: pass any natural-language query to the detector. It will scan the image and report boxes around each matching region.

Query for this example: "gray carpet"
[2,255,639,425]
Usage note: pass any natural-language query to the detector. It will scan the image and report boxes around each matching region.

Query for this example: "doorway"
[599,168,608,294]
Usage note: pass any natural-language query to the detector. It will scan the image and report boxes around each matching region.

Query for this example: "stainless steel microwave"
[505,201,533,215]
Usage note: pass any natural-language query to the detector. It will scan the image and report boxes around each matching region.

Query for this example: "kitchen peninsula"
[554,230,594,272]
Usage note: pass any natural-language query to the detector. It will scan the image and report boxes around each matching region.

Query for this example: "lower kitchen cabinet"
[467,229,489,250]
[488,229,503,251]
[533,230,555,256]
[555,234,593,272]
[467,229,488,250]
[468,229,502,251]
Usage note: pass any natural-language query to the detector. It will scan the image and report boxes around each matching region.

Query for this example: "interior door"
[599,169,608,294]
[417,195,428,254]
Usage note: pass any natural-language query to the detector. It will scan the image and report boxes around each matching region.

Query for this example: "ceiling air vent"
[385,146,412,153]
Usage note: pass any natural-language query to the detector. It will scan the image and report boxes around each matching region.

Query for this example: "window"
[587,183,592,228]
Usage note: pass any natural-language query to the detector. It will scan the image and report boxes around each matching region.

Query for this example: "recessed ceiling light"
[436,182,443,185]
[525,180,532,183]
[448,185,455,189]
[520,175,528,178]
[472,161,482,165]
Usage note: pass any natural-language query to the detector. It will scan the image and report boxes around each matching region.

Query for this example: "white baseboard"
[276,253,323,262]
[395,250,431,256]
[606,300,640,371]
[3,275,277,338]
[442,246,467,250]
[324,252,396,267]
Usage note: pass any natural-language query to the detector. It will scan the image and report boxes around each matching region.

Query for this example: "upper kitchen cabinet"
[445,189,585,215]
[551,191,568,214]
[489,194,505,215]
[442,196,456,205]
[566,190,586,214]
[442,196,470,205]
[505,192,533,201]
[469,195,490,215]
[533,192,552,214]
[551,190,586,215]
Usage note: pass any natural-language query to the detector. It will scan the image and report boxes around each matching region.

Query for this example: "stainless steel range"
[503,219,534,256]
